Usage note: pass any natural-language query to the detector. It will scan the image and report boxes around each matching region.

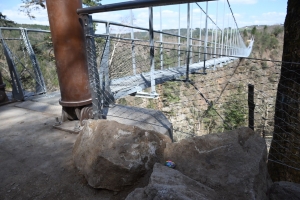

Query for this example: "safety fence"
[0,27,58,100]
[78,0,253,119]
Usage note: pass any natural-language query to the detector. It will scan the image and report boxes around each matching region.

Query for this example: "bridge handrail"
[77,0,215,14]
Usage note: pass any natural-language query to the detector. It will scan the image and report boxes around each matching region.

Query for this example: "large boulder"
[73,119,172,191]
[164,127,271,200]
[126,163,217,200]
[269,181,300,200]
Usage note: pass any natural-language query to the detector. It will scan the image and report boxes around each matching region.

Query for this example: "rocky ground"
[1,101,300,200]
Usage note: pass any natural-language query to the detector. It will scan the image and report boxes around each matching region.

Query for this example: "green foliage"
[202,103,222,134]
[118,98,127,105]
[251,26,257,35]
[19,0,101,19]
[147,99,156,109]
[223,86,247,130]
[162,81,180,103]
[261,61,268,70]
[243,29,248,38]
[82,0,101,6]
[272,26,284,37]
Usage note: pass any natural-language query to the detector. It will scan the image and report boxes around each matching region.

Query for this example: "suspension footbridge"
[0,0,253,118]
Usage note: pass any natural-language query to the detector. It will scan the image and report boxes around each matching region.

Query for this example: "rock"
[73,119,172,191]
[269,181,300,200]
[126,163,217,200]
[164,127,271,200]
[103,105,173,141]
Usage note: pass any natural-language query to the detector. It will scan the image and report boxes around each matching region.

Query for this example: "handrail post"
[186,3,191,81]
[149,7,156,94]
[160,7,164,70]
[130,10,136,75]
[80,14,102,119]
[203,1,209,73]
[178,5,181,67]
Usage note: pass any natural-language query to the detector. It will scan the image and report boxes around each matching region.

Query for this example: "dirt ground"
[0,100,140,200]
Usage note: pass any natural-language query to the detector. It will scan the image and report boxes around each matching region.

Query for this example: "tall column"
[46,0,92,118]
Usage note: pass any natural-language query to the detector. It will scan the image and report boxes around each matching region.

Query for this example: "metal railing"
[78,0,254,119]
[0,27,57,101]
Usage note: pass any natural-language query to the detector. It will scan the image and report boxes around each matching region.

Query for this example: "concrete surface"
[0,100,116,199]
[0,95,171,199]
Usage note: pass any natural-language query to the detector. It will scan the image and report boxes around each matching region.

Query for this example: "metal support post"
[220,0,225,59]
[248,84,255,130]
[130,10,136,75]
[190,4,193,65]
[213,1,218,69]
[81,14,102,119]
[160,7,164,70]
[203,1,209,73]
[229,25,233,56]
[186,3,191,81]
[199,10,202,63]
[178,5,181,67]
[0,30,24,101]
[20,28,47,94]
[100,22,114,107]
[225,12,229,56]
[149,7,156,94]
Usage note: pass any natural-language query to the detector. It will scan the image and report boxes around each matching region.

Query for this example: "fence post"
[203,2,209,74]
[80,14,102,119]
[0,30,25,101]
[186,3,191,81]
[178,5,181,67]
[149,7,156,94]
[248,84,255,130]
[130,10,136,75]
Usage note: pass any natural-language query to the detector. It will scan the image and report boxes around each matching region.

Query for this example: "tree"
[268,0,300,183]
[223,85,247,130]
[243,29,248,38]
[19,0,101,19]
[251,26,257,35]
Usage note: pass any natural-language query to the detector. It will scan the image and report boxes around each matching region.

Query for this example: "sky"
[0,0,287,33]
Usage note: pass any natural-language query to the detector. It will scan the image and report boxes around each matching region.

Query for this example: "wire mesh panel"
[27,31,59,92]
[0,28,57,99]
[1,29,37,95]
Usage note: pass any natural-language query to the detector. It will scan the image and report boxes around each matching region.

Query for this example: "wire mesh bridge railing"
[77,0,254,119]
[0,27,58,101]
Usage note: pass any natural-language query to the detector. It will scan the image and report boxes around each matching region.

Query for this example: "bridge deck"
[111,56,238,99]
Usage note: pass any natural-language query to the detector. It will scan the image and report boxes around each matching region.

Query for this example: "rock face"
[164,127,271,200]
[269,181,300,200]
[126,163,217,200]
[73,119,171,191]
